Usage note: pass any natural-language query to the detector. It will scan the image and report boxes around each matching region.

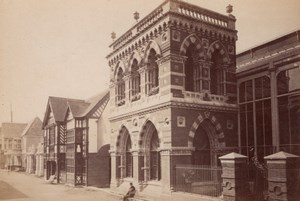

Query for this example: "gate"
[174,164,222,198]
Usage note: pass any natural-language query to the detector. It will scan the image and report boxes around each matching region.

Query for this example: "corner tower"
[107,0,238,195]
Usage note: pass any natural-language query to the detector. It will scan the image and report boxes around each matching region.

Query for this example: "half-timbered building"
[43,90,110,187]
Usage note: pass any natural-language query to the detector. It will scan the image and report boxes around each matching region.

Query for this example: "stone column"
[160,149,171,194]
[26,155,29,173]
[29,154,34,173]
[219,152,249,201]
[138,66,146,99]
[35,154,39,175]
[269,63,280,151]
[39,154,44,177]
[123,74,131,105]
[264,151,300,201]
[132,150,144,191]
[109,150,119,188]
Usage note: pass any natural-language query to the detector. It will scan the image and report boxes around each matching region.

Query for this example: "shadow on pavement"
[0,180,28,200]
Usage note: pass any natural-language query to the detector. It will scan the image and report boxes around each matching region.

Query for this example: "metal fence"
[174,164,222,197]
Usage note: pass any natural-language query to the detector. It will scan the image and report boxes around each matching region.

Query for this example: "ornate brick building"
[107,0,238,195]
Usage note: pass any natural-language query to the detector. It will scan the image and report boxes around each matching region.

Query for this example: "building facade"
[236,30,300,183]
[0,122,27,170]
[21,117,43,174]
[107,0,238,195]
[42,91,110,187]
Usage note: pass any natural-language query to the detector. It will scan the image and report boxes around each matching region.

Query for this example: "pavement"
[0,170,220,201]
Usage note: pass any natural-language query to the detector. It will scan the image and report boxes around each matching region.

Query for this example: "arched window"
[150,131,160,180]
[116,68,125,106]
[131,59,141,101]
[185,44,196,92]
[210,51,224,95]
[125,135,132,178]
[147,49,159,96]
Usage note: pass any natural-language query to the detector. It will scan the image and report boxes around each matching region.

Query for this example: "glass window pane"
[246,81,253,101]
[264,100,272,147]
[263,76,271,98]
[247,103,254,147]
[255,78,262,100]
[240,104,247,155]
[277,67,300,95]
[239,82,245,103]
[278,96,290,146]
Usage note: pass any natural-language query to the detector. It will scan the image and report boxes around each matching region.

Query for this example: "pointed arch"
[128,50,142,71]
[114,60,126,80]
[128,51,142,100]
[138,120,159,149]
[179,34,203,56]
[144,40,161,63]
[207,40,230,64]
[115,125,130,153]
[188,111,225,149]
[138,120,161,181]
[115,125,133,178]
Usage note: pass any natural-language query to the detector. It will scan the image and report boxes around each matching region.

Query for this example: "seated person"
[123,182,136,201]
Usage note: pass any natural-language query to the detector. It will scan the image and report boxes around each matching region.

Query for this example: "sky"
[0,0,300,124]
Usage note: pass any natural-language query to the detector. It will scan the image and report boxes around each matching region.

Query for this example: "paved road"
[0,170,219,201]
[0,171,120,201]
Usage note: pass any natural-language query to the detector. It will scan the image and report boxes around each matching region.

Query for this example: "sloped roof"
[1,122,27,138]
[43,90,110,126]
[67,99,90,118]
[21,117,43,137]
[82,89,109,117]
[49,96,73,121]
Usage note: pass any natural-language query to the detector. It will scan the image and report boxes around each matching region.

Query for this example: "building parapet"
[107,0,236,59]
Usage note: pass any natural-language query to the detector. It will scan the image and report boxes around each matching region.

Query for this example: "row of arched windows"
[118,123,161,181]
[114,39,230,106]
[115,48,159,106]
[185,44,227,95]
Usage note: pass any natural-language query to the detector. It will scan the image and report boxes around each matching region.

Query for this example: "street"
[0,170,218,201]
[0,171,119,201]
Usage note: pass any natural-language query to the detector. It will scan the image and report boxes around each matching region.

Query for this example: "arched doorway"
[140,121,161,181]
[189,113,226,167]
[192,125,211,166]
[125,135,132,178]
[150,131,160,180]
[115,126,133,179]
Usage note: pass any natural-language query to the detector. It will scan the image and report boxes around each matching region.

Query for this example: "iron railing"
[174,164,222,197]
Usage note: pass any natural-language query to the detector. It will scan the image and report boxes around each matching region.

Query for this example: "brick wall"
[87,144,110,187]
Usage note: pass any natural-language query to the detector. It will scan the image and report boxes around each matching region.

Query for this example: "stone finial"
[219,152,247,160]
[226,4,233,14]
[111,32,116,41]
[134,11,140,22]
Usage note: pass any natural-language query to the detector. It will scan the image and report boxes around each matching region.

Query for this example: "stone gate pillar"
[219,152,249,201]
[264,151,300,201]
